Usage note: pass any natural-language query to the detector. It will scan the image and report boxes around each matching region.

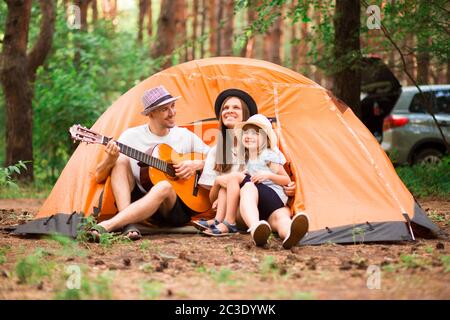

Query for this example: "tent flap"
[300,221,414,245]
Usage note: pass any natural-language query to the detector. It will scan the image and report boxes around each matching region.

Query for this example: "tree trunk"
[298,0,310,76]
[1,0,33,180]
[151,0,178,69]
[332,0,361,117]
[101,0,117,21]
[174,0,188,62]
[313,0,323,85]
[74,0,91,67]
[216,1,223,55]
[240,1,257,58]
[147,0,153,38]
[192,0,199,60]
[290,0,299,70]
[138,0,148,43]
[221,0,234,56]
[0,0,56,181]
[416,36,430,85]
[447,60,450,85]
[209,0,217,56]
[403,33,415,85]
[200,0,207,58]
[263,13,282,64]
[75,0,91,31]
[92,0,98,23]
[28,0,56,83]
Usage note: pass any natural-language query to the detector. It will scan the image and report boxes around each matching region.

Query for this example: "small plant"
[92,271,114,299]
[210,267,237,285]
[0,161,28,189]
[428,211,445,223]
[54,268,113,300]
[141,281,164,300]
[292,291,315,300]
[400,253,429,270]
[45,234,87,257]
[424,246,434,254]
[260,256,278,275]
[441,255,450,273]
[0,245,11,265]
[15,248,55,284]
[382,263,397,273]
[352,226,365,244]
[76,215,98,243]
[139,263,154,273]
[225,245,233,256]
[195,264,207,274]
[139,240,151,251]
[76,216,130,248]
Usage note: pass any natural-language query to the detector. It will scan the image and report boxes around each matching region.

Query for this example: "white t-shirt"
[198,145,287,189]
[118,125,210,193]
[245,148,288,204]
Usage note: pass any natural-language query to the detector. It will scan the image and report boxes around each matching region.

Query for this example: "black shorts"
[239,174,285,221]
[131,186,192,227]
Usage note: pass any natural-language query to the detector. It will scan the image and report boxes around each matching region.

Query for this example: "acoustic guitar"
[69,124,211,213]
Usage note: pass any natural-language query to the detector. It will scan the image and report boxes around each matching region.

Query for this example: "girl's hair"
[214,96,250,173]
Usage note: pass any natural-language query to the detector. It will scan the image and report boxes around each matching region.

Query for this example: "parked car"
[359,58,449,165]
[381,85,450,164]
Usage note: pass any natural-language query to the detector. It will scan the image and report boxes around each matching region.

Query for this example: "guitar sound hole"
[166,164,177,178]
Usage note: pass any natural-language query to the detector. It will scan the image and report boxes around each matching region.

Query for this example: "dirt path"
[0,198,449,300]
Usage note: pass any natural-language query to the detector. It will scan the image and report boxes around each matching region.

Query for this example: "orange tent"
[25,57,438,244]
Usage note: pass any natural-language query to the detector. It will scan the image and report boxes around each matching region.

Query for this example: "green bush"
[396,157,450,198]
[1,4,159,185]
[0,161,28,189]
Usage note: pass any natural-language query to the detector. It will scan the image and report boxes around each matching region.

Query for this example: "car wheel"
[414,148,443,165]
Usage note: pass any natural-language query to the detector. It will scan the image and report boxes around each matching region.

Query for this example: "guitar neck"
[103,137,173,176]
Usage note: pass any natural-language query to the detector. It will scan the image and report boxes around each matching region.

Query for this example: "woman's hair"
[214,96,250,173]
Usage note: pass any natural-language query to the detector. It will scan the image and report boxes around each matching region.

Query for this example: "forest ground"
[0,198,449,300]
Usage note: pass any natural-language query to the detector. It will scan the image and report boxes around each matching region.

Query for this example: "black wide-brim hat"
[214,89,258,119]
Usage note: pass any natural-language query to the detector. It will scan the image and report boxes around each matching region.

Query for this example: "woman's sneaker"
[249,221,272,247]
[282,212,309,249]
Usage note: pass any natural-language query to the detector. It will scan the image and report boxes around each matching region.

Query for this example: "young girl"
[202,114,291,239]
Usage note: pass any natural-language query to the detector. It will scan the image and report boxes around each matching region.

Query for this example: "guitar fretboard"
[103,137,174,176]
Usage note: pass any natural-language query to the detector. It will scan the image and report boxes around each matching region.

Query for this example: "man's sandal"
[202,220,238,237]
[87,224,108,243]
[122,224,142,241]
[192,218,220,231]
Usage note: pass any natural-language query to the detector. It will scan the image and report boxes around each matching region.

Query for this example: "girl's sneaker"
[282,212,309,249]
[249,220,272,246]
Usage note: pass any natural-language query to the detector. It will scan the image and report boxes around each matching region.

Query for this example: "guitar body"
[142,143,211,213]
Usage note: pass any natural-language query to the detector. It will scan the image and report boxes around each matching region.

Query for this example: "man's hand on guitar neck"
[95,140,120,184]
[173,160,205,180]
[105,140,120,162]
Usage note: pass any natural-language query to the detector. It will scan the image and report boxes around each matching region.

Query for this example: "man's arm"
[95,140,120,183]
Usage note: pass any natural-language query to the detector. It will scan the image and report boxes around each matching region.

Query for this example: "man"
[91,85,210,240]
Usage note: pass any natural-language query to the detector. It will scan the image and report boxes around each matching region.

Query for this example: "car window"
[409,90,450,114]
[435,90,450,114]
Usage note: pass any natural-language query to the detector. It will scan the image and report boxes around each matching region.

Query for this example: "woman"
[196,89,308,249]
